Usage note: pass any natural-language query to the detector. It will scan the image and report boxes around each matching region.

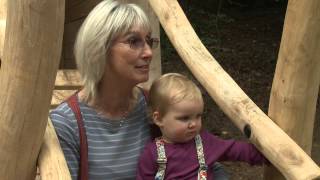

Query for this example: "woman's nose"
[141,43,153,61]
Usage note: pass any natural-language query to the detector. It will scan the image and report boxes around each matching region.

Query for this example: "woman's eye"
[128,37,143,48]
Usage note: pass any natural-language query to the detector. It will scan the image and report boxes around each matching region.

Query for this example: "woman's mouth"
[135,65,149,73]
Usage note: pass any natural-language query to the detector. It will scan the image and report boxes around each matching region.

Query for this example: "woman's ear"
[152,111,163,127]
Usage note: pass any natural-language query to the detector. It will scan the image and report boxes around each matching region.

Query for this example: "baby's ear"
[152,111,163,127]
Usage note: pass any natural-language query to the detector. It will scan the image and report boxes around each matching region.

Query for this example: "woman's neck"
[81,80,139,119]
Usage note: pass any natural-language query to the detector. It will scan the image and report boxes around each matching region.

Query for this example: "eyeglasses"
[121,37,160,50]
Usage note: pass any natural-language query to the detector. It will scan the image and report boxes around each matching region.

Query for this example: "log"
[0,0,65,179]
[38,118,71,180]
[264,0,320,179]
[148,0,320,179]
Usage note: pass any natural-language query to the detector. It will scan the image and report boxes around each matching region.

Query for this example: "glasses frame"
[120,37,160,50]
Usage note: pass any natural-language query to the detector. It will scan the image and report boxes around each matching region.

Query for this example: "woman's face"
[107,26,155,86]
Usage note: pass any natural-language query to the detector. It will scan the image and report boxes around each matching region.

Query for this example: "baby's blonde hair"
[149,73,203,116]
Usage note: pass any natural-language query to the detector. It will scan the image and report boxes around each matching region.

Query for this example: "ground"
[160,2,320,179]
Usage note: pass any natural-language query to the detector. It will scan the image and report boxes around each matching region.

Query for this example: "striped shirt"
[50,91,150,180]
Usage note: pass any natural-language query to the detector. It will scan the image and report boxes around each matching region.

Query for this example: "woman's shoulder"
[49,101,79,132]
[50,102,74,119]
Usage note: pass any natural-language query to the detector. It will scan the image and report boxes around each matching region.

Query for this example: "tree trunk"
[0,0,65,179]
[148,0,320,179]
[264,0,320,179]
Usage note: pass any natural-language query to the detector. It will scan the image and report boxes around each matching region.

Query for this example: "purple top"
[137,131,268,180]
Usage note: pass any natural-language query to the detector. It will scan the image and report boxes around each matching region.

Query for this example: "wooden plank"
[148,0,320,179]
[0,0,65,179]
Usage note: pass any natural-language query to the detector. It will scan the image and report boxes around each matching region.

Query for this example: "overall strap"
[67,94,89,180]
[195,135,207,180]
[155,138,167,180]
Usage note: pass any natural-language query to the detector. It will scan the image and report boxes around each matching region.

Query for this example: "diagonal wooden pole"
[0,0,65,179]
[148,0,320,179]
[264,0,320,179]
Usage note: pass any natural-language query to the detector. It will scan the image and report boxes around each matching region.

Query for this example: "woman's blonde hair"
[74,0,151,102]
[149,73,203,116]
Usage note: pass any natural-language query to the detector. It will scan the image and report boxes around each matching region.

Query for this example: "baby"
[137,73,268,180]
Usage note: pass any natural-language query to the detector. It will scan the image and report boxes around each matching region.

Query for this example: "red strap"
[67,94,89,180]
[141,89,149,102]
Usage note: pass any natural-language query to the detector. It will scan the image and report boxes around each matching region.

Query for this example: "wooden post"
[264,1,320,179]
[0,0,65,179]
[148,0,320,179]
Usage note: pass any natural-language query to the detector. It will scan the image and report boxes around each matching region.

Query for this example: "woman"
[50,0,228,179]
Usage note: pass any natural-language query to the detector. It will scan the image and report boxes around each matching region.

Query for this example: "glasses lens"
[147,38,159,49]
[129,38,145,49]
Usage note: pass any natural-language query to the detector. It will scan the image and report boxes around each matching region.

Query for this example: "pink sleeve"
[202,131,268,165]
[221,141,268,165]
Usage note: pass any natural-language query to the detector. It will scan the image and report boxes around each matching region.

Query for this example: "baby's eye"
[176,115,190,121]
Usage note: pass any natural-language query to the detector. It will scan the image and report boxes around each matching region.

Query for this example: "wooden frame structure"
[0,0,319,180]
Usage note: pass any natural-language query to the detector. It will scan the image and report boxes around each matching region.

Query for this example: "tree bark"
[264,0,320,179]
[148,0,320,179]
[0,0,65,179]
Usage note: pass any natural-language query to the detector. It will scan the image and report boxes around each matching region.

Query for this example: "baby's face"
[158,99,204,143]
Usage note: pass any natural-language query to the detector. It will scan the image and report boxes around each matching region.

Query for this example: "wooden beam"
[264,0,320,179]
[0,0,65,179]
[148,0,320,179]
